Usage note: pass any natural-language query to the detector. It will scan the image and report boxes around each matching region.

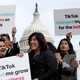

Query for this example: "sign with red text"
[0,5,15,34]
[0,53,31,80]
[54,8,80,35]
[76,50,80,80]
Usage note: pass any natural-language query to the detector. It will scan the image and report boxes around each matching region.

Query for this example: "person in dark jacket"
[47,42,57,53]
[1,27,20,56]
[28,32,57,80]
[0,38,23,59]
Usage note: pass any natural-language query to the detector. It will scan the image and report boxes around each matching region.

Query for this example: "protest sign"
[0,5,15,33]
[0,53,31,80]
[76,50,80,80]
[54,8,80,36]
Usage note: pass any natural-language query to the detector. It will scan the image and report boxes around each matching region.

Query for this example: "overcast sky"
[0,0,80,50]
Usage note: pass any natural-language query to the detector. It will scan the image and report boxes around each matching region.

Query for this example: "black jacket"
[28,50,58,80]
[6,42,20,57]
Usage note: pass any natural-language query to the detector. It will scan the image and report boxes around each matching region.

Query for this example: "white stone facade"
[19,4,54,52]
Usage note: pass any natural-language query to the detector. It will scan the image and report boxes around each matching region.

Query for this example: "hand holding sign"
[66,32,72,41]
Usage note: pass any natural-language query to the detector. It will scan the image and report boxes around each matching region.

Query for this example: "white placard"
[76,50,80,80]
[0,5,15,34]
[0,53,31,80]
[54,8,80,36]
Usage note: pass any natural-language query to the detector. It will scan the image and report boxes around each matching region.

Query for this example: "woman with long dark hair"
[28,32,57,80]
[55,38,78,80]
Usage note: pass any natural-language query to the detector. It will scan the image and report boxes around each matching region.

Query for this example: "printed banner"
[0,5,15,34]
[0,53,31,80]
[54,8,80,35]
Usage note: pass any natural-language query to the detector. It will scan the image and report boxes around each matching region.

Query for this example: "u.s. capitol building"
[19,4,54,52]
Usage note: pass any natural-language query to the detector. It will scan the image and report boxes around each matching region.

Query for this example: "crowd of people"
[0,27,22,58]
[27,32,78,80]
[0,27,79,80]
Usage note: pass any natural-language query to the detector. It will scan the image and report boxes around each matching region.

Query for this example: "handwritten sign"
[0,5,15,33]
[0,53,31,80]
[54,8,80,35]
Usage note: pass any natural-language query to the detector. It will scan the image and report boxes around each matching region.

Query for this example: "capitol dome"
[19,3,54,52]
